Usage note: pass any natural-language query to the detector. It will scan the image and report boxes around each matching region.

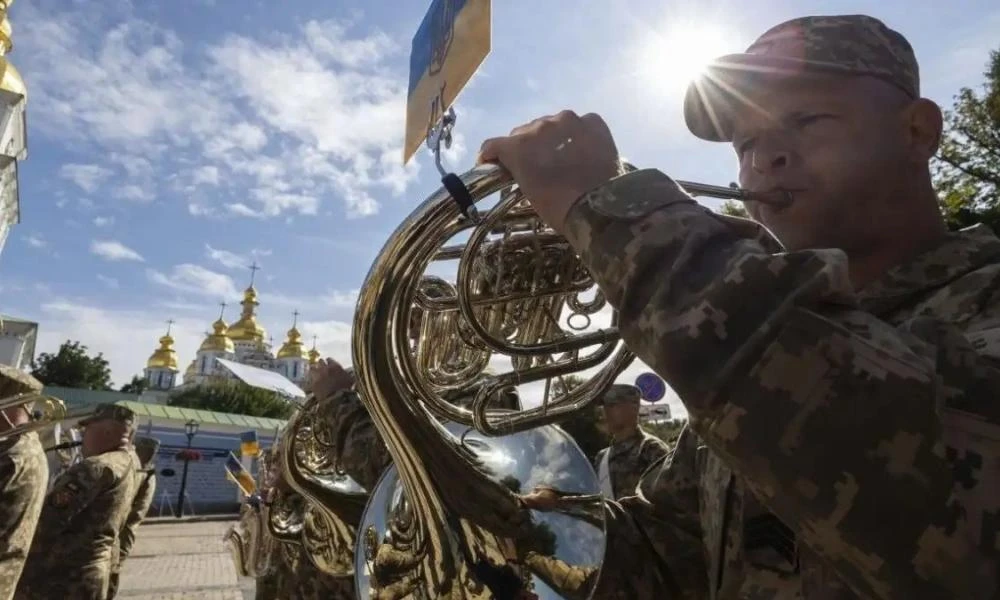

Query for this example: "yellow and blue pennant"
[239,430,259,458]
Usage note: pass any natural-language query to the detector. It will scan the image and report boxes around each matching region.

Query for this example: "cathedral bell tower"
[145,320,179,391]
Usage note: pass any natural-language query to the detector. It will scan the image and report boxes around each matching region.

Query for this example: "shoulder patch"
[50,488,76,508]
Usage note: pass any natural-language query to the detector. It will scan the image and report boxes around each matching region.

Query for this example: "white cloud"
[97,274,120,289]
[191,166,220,186]
[147,264,239,299]
[113,184,155,203]
[93,216,115,227]
[225,203,262,218]
[26,235,46,248]
[90,239,145,262]
[204,244,269,271]
[17,4,425,219]
[59,163,113,192]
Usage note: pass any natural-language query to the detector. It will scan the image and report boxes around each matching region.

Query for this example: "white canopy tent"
[215,358,306,401]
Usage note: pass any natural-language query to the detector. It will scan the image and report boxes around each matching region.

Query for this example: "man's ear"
[901,98,943,161]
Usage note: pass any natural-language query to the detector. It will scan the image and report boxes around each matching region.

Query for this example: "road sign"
[404,0,492,164]
[635,372,666,402]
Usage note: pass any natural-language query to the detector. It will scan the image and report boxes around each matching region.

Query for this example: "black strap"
[441,172,475,218]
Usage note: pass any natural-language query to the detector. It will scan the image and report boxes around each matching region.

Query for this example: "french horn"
[351,163,638,600]
[278,390,369,577]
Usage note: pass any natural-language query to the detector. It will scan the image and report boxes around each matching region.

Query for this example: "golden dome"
[277,326,308,360]
[146,329,179,372]
[0,58,24,98]
[227,286,267,342]
[308,335,320,365]
[199,317,235,353]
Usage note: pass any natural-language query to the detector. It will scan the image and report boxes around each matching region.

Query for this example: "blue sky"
[2,0,997,418]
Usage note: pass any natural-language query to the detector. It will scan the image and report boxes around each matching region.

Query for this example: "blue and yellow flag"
[225,452,257,497]
[403,0,492,164]
[240,430,259,458]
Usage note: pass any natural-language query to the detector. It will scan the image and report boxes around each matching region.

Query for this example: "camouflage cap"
[0,363,42,398]
[134,436,161,465]
[601,384,641,406]
[684,14,919,142]
[79,402,137,433]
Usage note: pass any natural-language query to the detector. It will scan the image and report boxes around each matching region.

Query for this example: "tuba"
[278,390,369,577]
[352,163,638,600]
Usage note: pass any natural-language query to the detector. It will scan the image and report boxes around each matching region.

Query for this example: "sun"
[634,22,733,97]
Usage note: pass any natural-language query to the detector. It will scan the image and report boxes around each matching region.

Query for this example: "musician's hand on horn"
[478,111,621,235]
[308,358,355,401]
[518,487,561,512]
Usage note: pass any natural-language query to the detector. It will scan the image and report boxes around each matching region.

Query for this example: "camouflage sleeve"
[34,458,112,546]
[120,473,156,561]
[330,389,392,492]
[562,168,997,598]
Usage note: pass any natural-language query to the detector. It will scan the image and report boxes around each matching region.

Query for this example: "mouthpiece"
[675,179,794,208]
[45,440,83,452]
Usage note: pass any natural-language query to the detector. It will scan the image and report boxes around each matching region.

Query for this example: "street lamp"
[177,419,200,518]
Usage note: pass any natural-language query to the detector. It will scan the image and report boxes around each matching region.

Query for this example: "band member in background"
[593,384,669,501]
[107,436,160,600]
[16,404,140,600]
[481,13,999,599]
[0,366,49,600]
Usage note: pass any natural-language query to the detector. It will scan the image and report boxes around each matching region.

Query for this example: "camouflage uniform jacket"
[0,432,48,600]
[558,168,1000,599]
[15,447,140,600]
[594,428,671,500]
[118,469,156,565]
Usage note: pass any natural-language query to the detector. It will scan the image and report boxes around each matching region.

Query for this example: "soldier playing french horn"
[479,13,1000,600]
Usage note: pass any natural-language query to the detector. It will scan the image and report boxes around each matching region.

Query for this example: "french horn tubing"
[278,391,369,577]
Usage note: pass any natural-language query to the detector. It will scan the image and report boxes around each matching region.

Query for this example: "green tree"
[120,375,148,394]
[551,375,609,462]
[168,380,296,419]
[717,199,750,218]
[31,340,113,390]
[934,48,1000,231]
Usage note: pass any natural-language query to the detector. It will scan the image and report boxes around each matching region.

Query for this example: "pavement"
[116,517,257,600]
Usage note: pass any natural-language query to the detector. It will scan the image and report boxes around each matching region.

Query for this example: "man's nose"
[751,146,791,174]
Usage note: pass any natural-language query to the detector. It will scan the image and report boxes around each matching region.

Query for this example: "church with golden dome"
[142,268,321,397]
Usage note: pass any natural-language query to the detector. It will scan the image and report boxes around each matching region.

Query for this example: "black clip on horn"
[429,107,479,222]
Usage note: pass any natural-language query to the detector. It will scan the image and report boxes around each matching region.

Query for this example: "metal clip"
[427,106,456,178]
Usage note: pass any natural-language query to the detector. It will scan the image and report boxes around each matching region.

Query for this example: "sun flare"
[635,22,733,97]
